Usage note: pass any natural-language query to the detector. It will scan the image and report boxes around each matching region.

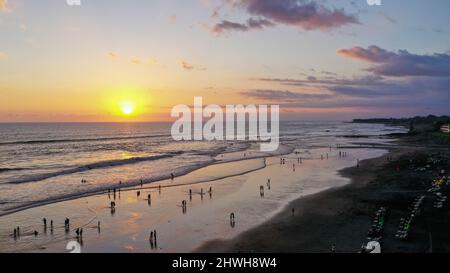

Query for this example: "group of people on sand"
[43,218,54,233]
[14,218,55,240]
[108,187,122,201]
[12,154,303,247]
[149,229,158,249]
[180,187,214,213]
[75,228,83,238]
[13,149,341,247]
[13,226,20,239]
[12,215,94,242]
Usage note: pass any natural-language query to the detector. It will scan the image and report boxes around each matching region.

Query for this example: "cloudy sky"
[0,0,449,122]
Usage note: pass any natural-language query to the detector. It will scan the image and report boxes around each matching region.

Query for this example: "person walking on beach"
[171,173,175,180]
[43,218,47,233]
[230,213,236,228]
[98,221,101,233]
[149,230,157,248]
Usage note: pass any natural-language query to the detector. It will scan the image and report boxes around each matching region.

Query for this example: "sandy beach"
[199,134,450,253]
[1,120,449,254]
[0,145,388,253]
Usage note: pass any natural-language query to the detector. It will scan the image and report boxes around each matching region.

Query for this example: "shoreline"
[3,124,447,253]
[196,147,404,253]
[0,145,386,253]
[0,145,293,218]
[198,132,450,253]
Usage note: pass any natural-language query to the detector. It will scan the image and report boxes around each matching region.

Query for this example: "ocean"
[0,121,406,216]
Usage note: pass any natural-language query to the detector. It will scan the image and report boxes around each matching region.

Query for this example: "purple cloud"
[240,89,332,101]
[212,17,274,34]
[252,74,450,99]
[246,76,450,117]
[338,46,450,77]
[229,0,358,31]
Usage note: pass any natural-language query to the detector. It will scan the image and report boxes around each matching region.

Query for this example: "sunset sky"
[0,0,449,122]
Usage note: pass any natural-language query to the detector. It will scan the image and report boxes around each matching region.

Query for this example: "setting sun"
[120,101,135,116]
[101,87,152,120]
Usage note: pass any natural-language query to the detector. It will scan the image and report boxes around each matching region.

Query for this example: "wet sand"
[0,147,387,253]
[199,142,450,253]
[198,148,404,253]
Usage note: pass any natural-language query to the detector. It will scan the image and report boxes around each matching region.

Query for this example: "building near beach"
[441,124,450,134]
